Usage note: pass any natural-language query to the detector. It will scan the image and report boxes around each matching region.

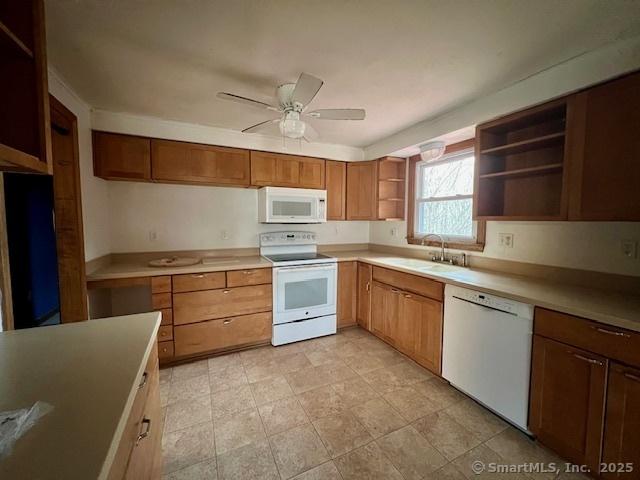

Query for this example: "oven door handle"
[276,264,336,273]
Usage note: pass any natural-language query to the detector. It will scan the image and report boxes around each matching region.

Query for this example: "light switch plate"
[621,240,638,259]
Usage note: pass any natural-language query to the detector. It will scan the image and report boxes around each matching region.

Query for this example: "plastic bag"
[0,401,53,459]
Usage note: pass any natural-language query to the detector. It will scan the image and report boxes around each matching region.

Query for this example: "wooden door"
[297,156,325,189]
[529,335,607,472]
[346,160,378,220]
[392,291,416,354]
[356,262,372,330]
[370,281,399,342]
[275,155,301,186]
[151,139,250,186]
[406,292,443,374]
[93,132,151,181]
[250,151,278,185]
[567,72,640,220]
[50,96,88,322]
[251,152,325,188]
[326,160,346,220]
[602,362,640,479]
[337,261,357,328]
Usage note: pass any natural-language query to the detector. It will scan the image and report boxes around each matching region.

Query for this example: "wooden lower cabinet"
[370,281,398,342]
[337,261,357,328]
[602,363,640,479]
[108,346,162,480]
[529,335,607,473]
[356,262,372,330]
[406,292,443,373]
[174,312,271,357]
[173,284,272,325]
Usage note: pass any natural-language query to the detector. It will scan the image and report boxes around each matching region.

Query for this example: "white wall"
[370,220,640,277]
[48,69,111,261]
[109,182,369,252]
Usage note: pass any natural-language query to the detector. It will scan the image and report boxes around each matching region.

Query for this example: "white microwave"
[258,187,327,223]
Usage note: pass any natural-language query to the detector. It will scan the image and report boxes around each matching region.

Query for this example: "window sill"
[406,237,485,252]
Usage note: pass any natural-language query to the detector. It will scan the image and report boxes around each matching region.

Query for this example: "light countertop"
[0,312,160,479]
[86,250,640,333]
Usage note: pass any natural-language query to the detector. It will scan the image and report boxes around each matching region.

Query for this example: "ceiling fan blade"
[303,123,320,143]
[217,92,279,111]
[242,118,280,134]
[292,73,324,106]
[306,109,366,120]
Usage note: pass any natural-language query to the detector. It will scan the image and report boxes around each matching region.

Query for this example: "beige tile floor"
[159,327,578,480]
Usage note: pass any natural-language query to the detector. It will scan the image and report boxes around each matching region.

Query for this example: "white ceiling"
[46,0,640,148]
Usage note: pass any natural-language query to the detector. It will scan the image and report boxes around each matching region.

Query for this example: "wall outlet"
[498,233,514,248]
[621,239,638,259]
[221,230,229,240]
[148,229,157,242]
[390,227,398,237]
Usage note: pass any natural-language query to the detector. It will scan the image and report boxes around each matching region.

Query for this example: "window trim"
[406,138,485,252]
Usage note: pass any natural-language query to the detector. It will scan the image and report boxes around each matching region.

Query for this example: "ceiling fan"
[216,72,366,142]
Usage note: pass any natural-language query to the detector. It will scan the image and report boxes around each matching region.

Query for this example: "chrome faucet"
[421,233,446,262]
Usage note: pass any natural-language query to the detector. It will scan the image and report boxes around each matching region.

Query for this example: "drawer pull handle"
[136,418,152,445]
[391,288,401,294]
[571,352,603,366]
[192,274,205,279]
[138,372,148,389]
[404,294,412,298]
[243,270,254,275]
[592,326,630,338]
[223,289,230,294]
[366,282,370,292]
[223,319,232,325]
[161,331,167,336]
[624,372,640,383]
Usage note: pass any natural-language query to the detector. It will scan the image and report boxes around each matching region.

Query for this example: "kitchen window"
[407,139,485,251]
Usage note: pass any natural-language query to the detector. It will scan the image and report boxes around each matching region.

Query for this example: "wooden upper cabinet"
[0,0,52,174]
[337,261,357,328]
[326,160,347,220]
[93,132,151,181]
[567,72,640,221]
[250,151,325,189]
[356,262,372,331]
[346,160,378,220]
[529,335,607,472]
[151,139,250,186]
[602,362,640,479]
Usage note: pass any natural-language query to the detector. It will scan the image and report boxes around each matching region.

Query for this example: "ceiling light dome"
[279,112,306,139]
[419,141,446,162]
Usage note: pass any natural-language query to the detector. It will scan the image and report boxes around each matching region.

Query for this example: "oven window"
[273,200,312,217]
[284,278,328,310]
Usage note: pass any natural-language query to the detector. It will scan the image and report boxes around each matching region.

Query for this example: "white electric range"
[260,231,337,346]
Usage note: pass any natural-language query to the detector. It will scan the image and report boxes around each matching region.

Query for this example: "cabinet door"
[405,292,443,374]
[370,281,399,342]
[298,156,325,189]
[250,151,278,185]
[93,132,151,180]
[391,291,417,355]
[151,139,250,186]
[568,72,640,220]
[602,362,640,479]
[529,335,607,472]
[337,261,357,328]
[356,262,372,330]
[251,152,325,188]
[346,160,378,220]
[326,160,346,220]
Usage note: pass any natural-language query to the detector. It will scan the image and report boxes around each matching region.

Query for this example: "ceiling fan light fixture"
[279,112,306,139]
[419,141,446,162]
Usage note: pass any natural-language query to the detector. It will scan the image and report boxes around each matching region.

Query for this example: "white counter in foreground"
[0,312,160,480]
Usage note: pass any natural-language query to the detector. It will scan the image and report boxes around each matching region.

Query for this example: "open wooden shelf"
[0,143,47,173]
[479,163,563,180]
[377,157,406,220]
[480,132,564,156]
[0,20,34,58]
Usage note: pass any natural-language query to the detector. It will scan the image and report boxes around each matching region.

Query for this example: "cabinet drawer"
[226,268,271,287]
[535,308,640,368]
[152,293,171,309]
[372,266,443,301]
[158,325,173,342]
[151,276,171,294]
[173,284,272,325]
[174,312,272,357]
[172,272,225,293]
[158,341,174,360]
[160,308,173,326]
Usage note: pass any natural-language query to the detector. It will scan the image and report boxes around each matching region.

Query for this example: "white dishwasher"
[442,284,534,432]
